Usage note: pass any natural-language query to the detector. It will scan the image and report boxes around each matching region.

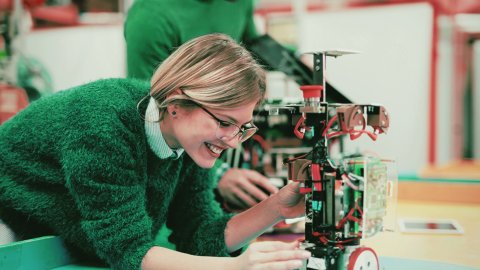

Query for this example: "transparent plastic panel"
[363,157,386,238]
[381,158,398,234]
[342,156,398,239]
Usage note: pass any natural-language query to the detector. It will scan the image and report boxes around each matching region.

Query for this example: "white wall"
[296,3,433,175]
[21,24,126,92]
[474,40,480,159]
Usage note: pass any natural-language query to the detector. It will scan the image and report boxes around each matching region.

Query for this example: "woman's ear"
[167,104,179,118]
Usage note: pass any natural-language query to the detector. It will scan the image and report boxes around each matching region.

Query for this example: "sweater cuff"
[116,242,154,270]
[192,213,235,257]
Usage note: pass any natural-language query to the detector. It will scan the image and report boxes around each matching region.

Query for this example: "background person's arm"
[218,168,279,209]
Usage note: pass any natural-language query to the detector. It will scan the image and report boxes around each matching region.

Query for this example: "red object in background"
[0,0,78,27]
[0,0,45,11]
[23,0,45,9]
[0,84,29,124]
[0,0,13,11]
[30,4,79,26]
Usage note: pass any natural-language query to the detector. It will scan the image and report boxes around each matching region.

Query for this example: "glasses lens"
[213,117,258,143]
[216,123,240,141]
[238,127,258,142]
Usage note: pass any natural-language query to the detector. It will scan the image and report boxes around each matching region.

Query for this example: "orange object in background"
[0,0,13,11]
[30,4,79,26]
[0,0,45,12]
[0,84,29,124]
[0,0,78,27]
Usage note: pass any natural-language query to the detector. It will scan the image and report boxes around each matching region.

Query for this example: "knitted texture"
[0,78,233,269]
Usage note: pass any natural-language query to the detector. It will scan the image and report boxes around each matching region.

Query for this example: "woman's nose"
[220,136,240,149]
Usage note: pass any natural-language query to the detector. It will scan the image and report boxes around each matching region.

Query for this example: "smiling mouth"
[205,142,224,155]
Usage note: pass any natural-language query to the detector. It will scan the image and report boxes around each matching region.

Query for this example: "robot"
[267,51,396,270]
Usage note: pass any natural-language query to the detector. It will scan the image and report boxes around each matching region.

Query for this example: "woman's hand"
[273,182,305,220]
[235,241,310,270]
[223,182,305,253]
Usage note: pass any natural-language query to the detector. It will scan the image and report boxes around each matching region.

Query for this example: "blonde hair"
[149,33,265,119]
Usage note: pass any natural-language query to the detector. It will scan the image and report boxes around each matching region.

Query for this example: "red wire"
[322,114,338,137]
[319,236,328,245]
[349,216,362,224]
[327,130,349,139]
[336,207,356,229]
[252,134,269,151]
[322,111,379,141]
[332,238,356,244]
[355,200,363,216]
[336,198,364,229]
[326,124,378,141]
[294,115,306,139]
[311,164,321,180]
[311,164,322,191]
[283,151,311,164]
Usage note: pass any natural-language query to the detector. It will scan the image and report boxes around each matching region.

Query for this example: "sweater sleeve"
[61,117,154,269]
[167,159,234,256]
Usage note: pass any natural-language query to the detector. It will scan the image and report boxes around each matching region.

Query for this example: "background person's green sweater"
[124,0,258,79]
[0,78,233,269]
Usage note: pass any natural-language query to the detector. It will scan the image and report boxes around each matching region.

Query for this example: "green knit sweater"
[124,0,258,79]
[0,78,233,269]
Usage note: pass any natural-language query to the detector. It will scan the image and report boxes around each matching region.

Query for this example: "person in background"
[0,34,309,269]
[124,0,278,213]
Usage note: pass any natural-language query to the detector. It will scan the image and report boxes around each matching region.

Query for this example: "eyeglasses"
[197,105,258,143]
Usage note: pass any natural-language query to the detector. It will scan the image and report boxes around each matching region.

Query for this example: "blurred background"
[1,0,479,178]
[0,0,479,267]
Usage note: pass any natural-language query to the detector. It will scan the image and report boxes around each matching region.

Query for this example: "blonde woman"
[125,0,279,215]
[0,34,309,270]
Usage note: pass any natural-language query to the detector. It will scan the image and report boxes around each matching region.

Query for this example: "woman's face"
[164,101,258,168]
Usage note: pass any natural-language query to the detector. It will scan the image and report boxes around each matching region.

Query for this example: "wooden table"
[363,199,480,269]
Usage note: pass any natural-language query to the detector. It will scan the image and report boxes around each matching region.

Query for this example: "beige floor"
[362,200,480,269]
